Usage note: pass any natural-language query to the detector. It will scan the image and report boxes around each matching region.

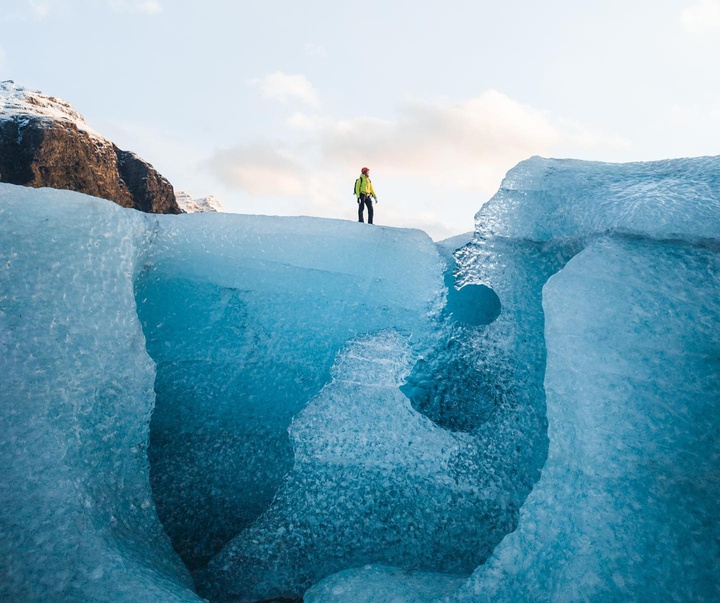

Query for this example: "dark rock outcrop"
[0,81,181,214]
[115,147,178,214]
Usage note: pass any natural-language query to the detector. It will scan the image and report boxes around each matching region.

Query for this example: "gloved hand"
[374,197,379,204]
[357,198,361,204]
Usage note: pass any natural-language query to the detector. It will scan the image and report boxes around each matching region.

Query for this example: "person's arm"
[369,180,377,199]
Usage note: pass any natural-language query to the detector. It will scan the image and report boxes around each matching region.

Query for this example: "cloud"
[323,93,555,181]
[207,144,306,198]
[681,0,720,35]
[290,90,628,196]
[251,72,321,109]
[11,0,161,20]
[107,0,163,14]
[206,90,628,239]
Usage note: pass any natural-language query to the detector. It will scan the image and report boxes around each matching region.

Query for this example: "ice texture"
[4,154,720,603]
[191,210,554,600]
[202,329,497,601]
[5,185,525,602]
[307,155,720,602]
[135,215,449,575]
[305,565,465,603]
[454,235,720,602]
[137,211,540,601]
[478,156,720,242]
[0,185,199,602]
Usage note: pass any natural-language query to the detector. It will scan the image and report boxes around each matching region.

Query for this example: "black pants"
[358,194,374,224]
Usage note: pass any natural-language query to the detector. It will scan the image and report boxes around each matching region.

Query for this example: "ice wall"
[307,155,720,602]
[0,185,199,602]
[135,214,447,573]
[196,206,563,602]
[203,326,513,601]
[5,154,719,603]
[2,185,527,603]
[455,235,720,601]
[137,212,542,602]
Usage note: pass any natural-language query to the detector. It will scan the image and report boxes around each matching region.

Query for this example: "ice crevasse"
[1,154,719,603]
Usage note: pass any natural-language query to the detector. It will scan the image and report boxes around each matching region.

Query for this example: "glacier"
[307,156,720,602]
[135,208,537,601]
[1,154,720,603]
[136,213,446,574]
[0,186,198,602]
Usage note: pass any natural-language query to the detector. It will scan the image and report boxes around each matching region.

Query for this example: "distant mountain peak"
[176,190,224,213]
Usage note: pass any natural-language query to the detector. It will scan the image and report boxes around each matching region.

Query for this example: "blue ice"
[135,213,446,574]
[0,186,199,602]
[2,185,521,602]
[2,154,720,603]
[308,156,720,602]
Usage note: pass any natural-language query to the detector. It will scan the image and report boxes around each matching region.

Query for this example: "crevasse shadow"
[137,278,297,571]
[402,255,503,433]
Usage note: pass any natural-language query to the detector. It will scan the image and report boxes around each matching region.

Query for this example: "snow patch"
[0,80,104,140]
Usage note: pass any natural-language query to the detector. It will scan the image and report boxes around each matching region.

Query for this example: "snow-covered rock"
[0,80,180,214]
[175,190,223,213]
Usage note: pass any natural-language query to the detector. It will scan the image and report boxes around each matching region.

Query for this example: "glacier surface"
[307,156,720,602]
[2,154,720,603]
[0,187,199,602]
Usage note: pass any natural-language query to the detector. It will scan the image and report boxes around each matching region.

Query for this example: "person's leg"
[367,198,374,224]
[358,196,365,222]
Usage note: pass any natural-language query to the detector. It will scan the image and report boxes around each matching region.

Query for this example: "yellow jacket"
[355,174,376,199]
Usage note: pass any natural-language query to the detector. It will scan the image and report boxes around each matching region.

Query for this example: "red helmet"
[361,167,369,174]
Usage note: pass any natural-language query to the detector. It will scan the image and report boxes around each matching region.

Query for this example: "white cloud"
[251,72,321,109]
[208,144,306,198]
[681,0,720,35]
[206,90,629,239]
[21,0,163,16]
[0,0,59,21]
[291,90,628,196]
[107,0,163,14]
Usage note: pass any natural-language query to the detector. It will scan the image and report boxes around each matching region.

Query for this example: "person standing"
[354,167,378,224]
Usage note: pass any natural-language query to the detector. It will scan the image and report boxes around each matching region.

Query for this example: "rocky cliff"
[0,80,180,214]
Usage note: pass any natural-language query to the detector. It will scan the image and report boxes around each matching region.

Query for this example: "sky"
[1,0,719,239]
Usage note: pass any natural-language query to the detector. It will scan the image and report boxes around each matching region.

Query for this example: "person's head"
[361,167,369,175]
